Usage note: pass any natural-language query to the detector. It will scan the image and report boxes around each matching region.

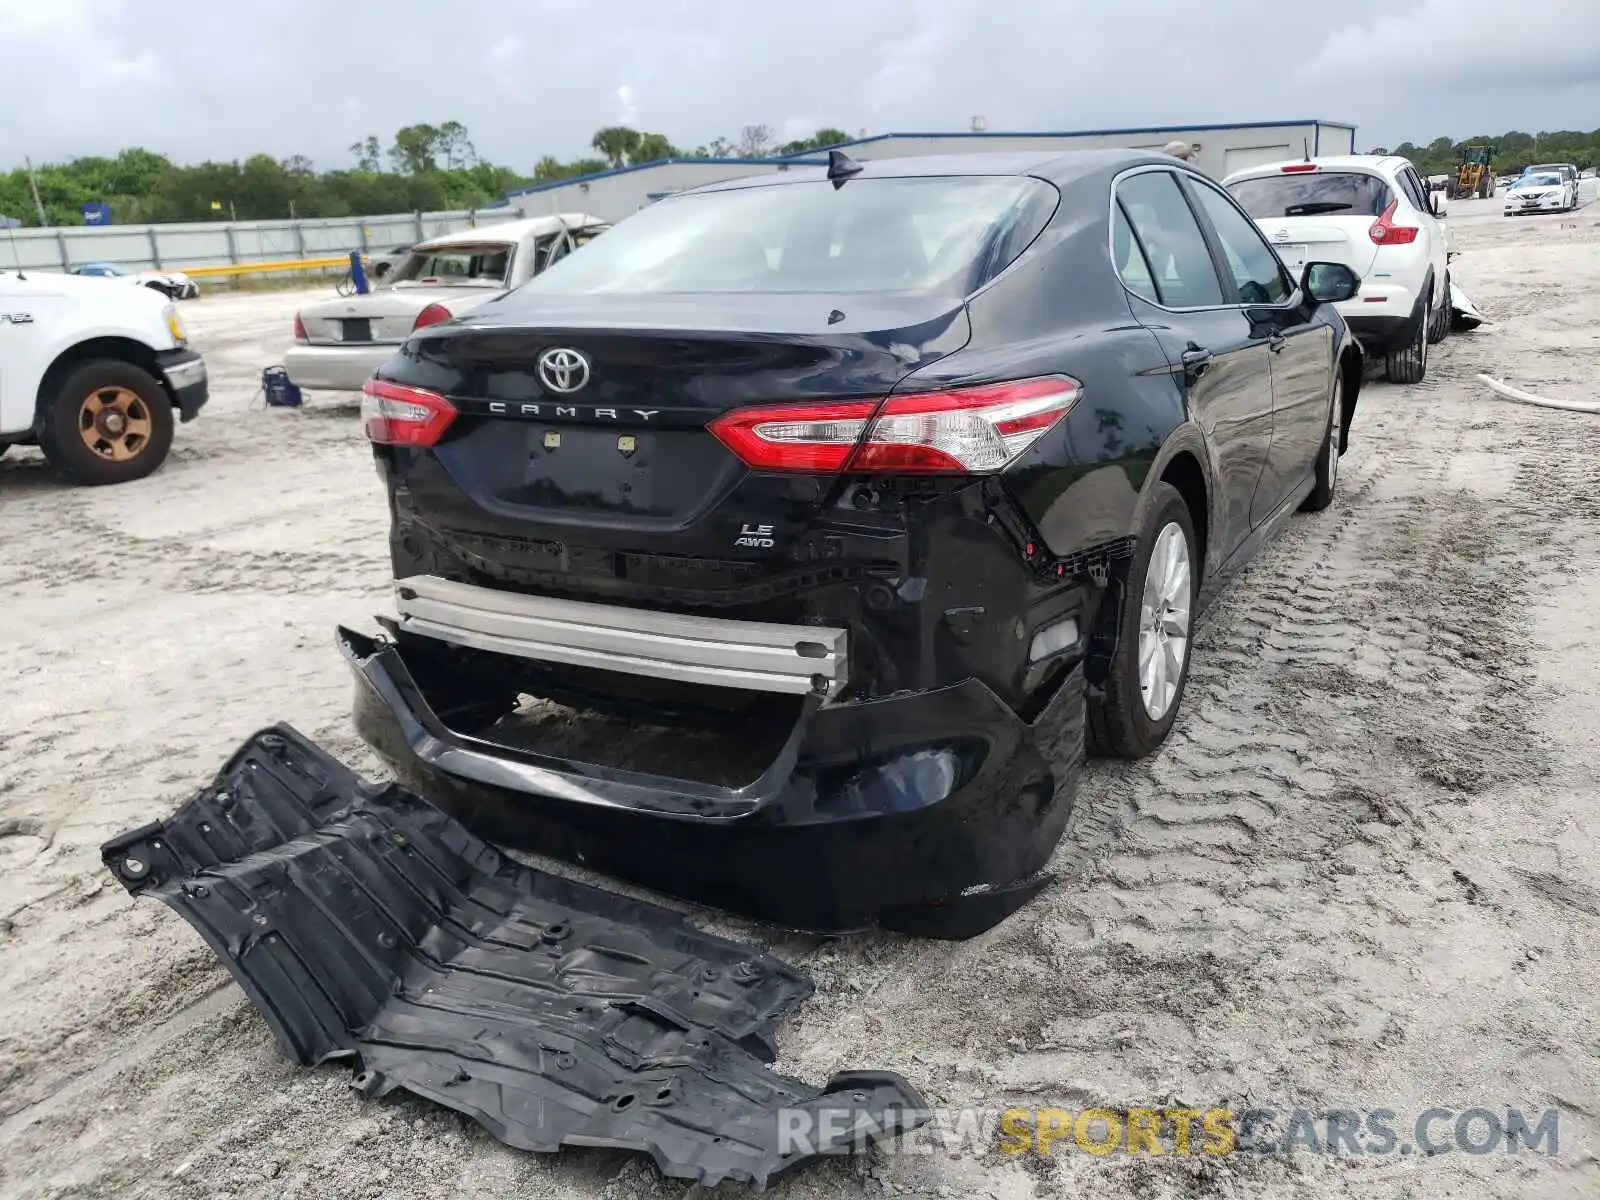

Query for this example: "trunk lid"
[1253,216,1380,279]
[378,293,972,610]
[299,286,503,344]
[404,293,970,530]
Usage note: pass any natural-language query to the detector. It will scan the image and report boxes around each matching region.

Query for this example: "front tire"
[37,359,175,486]
[1427,272,1450,345]
[1385,293,1430,383]
[1087,482,1197,759]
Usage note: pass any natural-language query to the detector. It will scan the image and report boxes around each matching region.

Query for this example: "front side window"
[1114,171,1225,308]
[520,175,1058,298]
[1190,181,1294,305]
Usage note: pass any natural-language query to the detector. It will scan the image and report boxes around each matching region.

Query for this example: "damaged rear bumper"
[338,624,1085,938]
[102,726,927,1190]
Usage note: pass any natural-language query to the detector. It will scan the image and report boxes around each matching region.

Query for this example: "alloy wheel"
[1138,522,1192,721]
[77,386,153,462]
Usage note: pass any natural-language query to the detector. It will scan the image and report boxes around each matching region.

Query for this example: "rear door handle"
[1180,346,1212,382]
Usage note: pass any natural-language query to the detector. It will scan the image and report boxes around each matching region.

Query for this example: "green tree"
[591,126,643,168]
[390,124,443,174]
[438,121,476,169]
[632,132,677,163]
[349,136,382,171]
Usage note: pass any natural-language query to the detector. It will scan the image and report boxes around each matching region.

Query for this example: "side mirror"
[1302,261,1360,304]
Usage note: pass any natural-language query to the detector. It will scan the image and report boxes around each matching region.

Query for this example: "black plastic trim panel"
[102,726,927,1189]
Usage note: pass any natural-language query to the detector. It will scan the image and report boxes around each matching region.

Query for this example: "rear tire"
[37,359,175,486]
[1385,293,1430,384]
[1300,374,1344,513]
[1087,482,1197,759]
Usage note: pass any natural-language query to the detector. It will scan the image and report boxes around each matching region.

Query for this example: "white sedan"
[284,214,608,393]
[1503,171,1577,215]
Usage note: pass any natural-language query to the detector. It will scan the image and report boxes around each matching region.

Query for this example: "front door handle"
[1267,333,1287,354]
[1180,346,1212,383]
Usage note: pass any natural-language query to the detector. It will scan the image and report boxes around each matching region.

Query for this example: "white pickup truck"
[0,267,207,485]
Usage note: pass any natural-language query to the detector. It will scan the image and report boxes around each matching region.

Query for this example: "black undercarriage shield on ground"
[101,726,928,1190]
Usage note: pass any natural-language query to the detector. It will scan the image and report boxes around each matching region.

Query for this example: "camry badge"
[538,347,590,394]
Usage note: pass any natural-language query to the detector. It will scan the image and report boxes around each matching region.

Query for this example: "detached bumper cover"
[339,622,1085,938]
[101,726,927,1190]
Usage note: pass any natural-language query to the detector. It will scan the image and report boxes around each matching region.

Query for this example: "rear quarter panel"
[889,176,1194,560]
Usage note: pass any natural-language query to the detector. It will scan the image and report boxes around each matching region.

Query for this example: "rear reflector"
[708,376,1082,474]
[1369,199,1419,245]
[361,379,458,447]
[1281,163,1318,173]
[413,303,452,331]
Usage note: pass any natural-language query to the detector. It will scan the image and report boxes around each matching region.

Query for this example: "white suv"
[1222,156,1451,384]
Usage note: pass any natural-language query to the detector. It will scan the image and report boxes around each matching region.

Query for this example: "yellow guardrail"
[177,255,369,278]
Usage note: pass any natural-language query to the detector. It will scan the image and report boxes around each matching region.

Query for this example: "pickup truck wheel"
[1087,482,1197,759]
[38,360,175,485]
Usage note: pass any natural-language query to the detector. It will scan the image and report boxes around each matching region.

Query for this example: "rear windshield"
[518,176,1058,297]
[392,244,513,286]
[1226,172,1392,218]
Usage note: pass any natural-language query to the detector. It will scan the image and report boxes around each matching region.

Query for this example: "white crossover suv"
[1222,155,1452,384]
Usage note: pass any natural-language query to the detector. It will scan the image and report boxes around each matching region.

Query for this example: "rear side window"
[1112,203,1160,304]
[1114,172,1225,308]
[521,176,1058,297]
[1189,182,1294,305]
[393,245,512,285]
[1226,172,1392,218]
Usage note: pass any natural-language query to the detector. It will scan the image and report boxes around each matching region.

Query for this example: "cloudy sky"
[2,0,1596,171]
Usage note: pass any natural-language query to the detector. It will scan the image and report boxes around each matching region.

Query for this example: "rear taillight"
[293,313,307,342]
[361,379,457,447]
[1369,199,1419,245]
[1281,163,1318,173]
[707,376,1082,475]
[413,303,452,331]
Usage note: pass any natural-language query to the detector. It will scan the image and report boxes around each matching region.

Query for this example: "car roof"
[683,148,1186,197]
[414,213,607,251]
[1222,154,1409,183]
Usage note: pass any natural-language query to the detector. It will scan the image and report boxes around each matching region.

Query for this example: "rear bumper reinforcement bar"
[394,574,848,696]
[102,726,927,1190]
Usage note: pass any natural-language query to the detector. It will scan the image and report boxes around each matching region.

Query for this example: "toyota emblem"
[538,348,590,394]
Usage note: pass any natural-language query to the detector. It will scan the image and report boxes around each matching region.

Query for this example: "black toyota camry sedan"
[341,148,1364,937]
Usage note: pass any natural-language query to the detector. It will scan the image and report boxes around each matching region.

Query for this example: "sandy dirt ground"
[2,200,1598,1200]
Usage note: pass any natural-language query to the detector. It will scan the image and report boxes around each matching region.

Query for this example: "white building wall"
[505,123,1358,224]
[509,160,818,223]
[852,124,1341,180]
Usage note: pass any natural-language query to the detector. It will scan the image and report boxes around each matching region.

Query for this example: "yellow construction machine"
[1451,146,1495,199]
